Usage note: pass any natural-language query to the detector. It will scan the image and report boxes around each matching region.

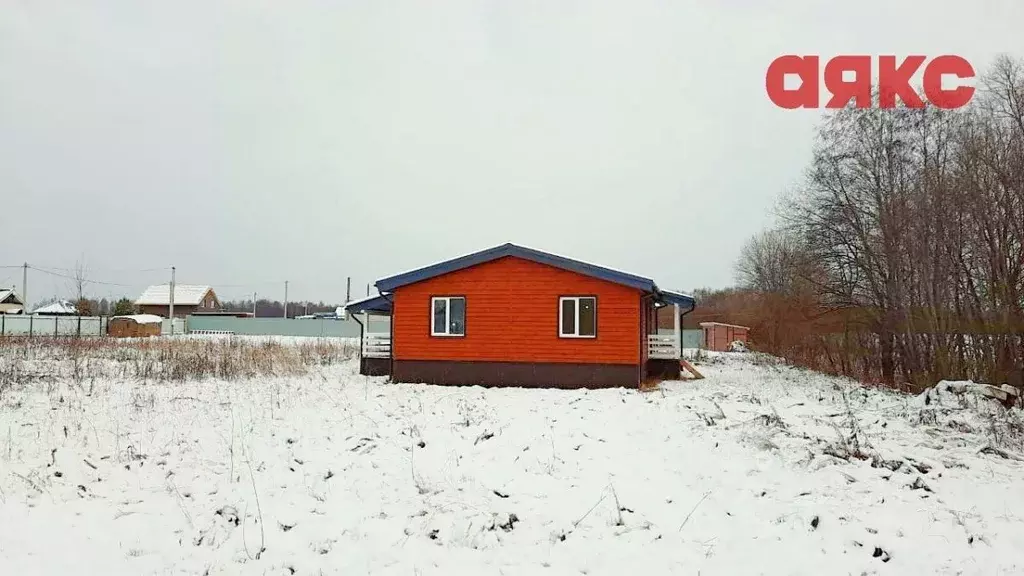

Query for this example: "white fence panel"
[362,334,391,358]
[161,318,186,336]
[648,334,681,359]
[57,317,79,336]
[0,315,108,336]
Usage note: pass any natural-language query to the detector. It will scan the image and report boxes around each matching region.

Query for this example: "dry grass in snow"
[0,336,357,390]
[1,340,1023,575]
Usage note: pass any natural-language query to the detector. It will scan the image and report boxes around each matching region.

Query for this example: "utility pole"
[283,281,289,318]
[345,277,351,303]
[169,266,176,334]
[252,292,257,318]
[366,283,370,297]
[22,263,27,313]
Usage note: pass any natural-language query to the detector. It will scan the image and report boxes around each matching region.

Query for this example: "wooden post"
[169,267,176,334]
[29,314,33,337]
[673,303,680,358]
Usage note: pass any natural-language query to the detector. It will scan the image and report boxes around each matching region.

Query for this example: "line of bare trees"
[219,299,341,318]
[737,56,1024,391]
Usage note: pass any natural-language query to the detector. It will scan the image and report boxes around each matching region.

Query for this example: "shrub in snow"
[727,340,749,353]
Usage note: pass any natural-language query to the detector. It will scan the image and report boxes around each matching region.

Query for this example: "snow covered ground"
[1,343,1023,575]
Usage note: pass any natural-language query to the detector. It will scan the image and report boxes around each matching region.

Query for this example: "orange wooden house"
[345,243,696,388]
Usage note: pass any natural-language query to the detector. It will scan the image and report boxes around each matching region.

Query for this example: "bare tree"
[735,229,809,294]
[736,55,1024,391]
[70,256,92,316]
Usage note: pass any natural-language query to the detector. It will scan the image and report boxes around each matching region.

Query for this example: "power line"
[8,262,345,303]
[207,280,288,288]
[28,264,171,274]
[31,266,293,293]
[28,265,141,288]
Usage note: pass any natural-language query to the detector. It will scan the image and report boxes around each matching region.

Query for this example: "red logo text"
[766,55,975,109]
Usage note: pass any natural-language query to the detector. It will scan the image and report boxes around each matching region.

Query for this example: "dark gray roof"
[375,243,658,293]
[657,289,696,308]
[344,294,392,314]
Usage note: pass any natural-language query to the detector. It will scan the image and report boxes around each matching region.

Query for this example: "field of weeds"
[0,336,358,395]
[1,342,1023,574]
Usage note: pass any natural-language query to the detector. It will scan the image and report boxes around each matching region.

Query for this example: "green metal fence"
[186,315,373,338]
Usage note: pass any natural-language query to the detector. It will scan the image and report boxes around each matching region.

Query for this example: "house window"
[431,296,465,336]
[559,296,596,338]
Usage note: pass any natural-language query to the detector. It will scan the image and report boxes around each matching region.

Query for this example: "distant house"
[33,300,78,316]
[135,284,220,318]
[0,288,25,314]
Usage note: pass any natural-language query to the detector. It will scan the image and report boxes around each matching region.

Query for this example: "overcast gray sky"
[1,1,1021,304]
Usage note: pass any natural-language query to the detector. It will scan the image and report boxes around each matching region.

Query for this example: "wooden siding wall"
[138,304,198,318]
[640,298,653,381]
[107,319,161,338]
[391,256,642,364]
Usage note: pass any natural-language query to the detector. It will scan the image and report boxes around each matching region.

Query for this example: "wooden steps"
[680,359,704,379]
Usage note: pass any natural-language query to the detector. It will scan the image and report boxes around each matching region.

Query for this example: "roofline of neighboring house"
[135,286,214,306]
[700,322,750,330]
[0,289,25,305]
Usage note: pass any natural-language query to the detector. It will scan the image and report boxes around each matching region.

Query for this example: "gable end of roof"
[374,243,656,293]
[135,284,213,306]
[1,290,24,304]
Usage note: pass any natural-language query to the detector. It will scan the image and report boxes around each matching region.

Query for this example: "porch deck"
[358,332,682,360]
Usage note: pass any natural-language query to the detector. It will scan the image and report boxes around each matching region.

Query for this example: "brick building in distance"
[135,284,220,318]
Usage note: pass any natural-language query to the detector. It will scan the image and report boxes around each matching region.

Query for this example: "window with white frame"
[431,296,465,336]
[559,296,596,338]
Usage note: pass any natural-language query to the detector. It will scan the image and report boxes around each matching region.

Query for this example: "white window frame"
[559,296,596,339]
[431,296,465,337]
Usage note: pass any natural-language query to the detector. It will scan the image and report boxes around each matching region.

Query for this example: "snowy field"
[1,338,1023,575]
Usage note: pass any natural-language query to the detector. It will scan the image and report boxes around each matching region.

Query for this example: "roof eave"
[654,288,696,308]
[344,294,392,315]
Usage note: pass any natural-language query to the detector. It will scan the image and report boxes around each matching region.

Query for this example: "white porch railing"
[362,333,391,358]
[648,334,681,359]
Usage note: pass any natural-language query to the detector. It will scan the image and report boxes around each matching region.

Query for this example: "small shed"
[700,322,750,352]
[108,314,163,338]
